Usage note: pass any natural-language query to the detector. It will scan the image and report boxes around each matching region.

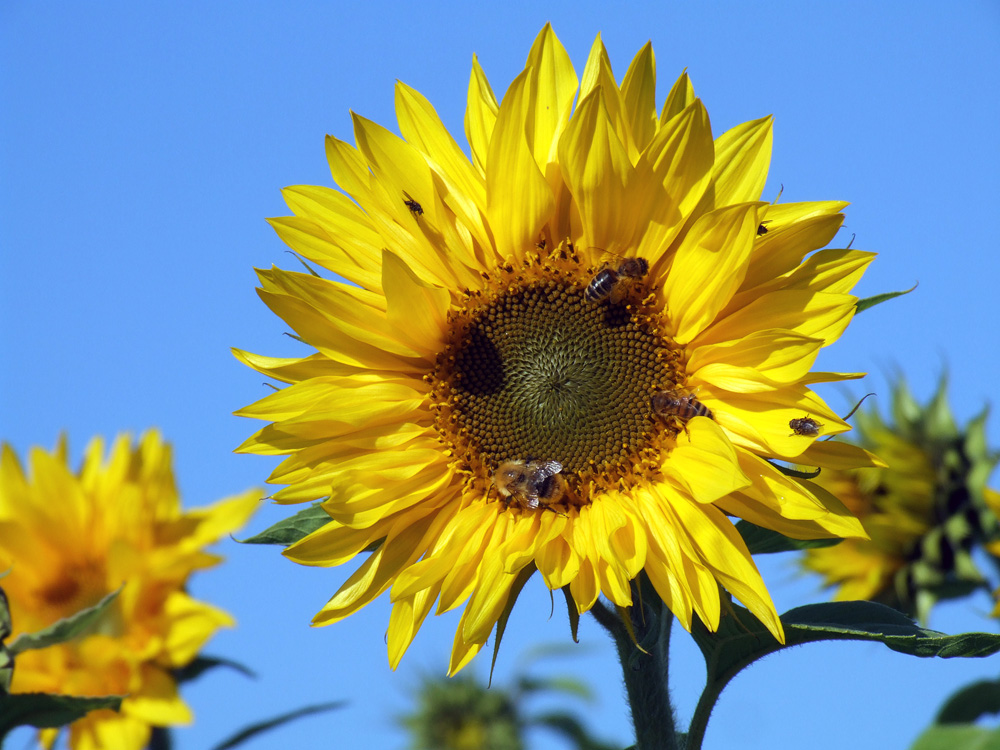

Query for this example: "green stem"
[684,675,724,750]
[590,577,678,750]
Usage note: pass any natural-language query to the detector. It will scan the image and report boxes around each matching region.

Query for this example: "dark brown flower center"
[428,247,682,502]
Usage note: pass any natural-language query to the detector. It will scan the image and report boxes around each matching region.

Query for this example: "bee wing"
[529,460,562,478]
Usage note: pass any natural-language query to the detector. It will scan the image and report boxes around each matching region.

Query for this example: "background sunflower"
[2,4,997,750]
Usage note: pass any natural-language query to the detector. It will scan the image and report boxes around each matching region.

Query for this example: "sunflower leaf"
[855,282,917,314]
[764,459,820,479]
[236,503,331,546]
[910,724,1000,750]
[0,693,124,739]
[8,588,121,655]
[174,655,256,684]
[207,701,346,750]
[934,677,1000,724]
[693,600,1000,695]
[735,520,842,554]
[528,711,621,750]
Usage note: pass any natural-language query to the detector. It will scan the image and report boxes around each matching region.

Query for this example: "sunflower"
[236,25,879,674]
[0,433,259,750]
[803,380,1000,621]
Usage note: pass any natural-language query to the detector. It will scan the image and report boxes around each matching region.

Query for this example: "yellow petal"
[486,70,555,260]
[620,42,657,153]
[661,418,751,503]
[662,203,759,344]
[558,87,635,255]
[465,54,499,174]
[711,116,773,205]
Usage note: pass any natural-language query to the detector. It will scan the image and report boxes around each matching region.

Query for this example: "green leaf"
[489,565,535,687]
[935,677,1000,724]
[0,693,123,740]
[855,282,917,314]
[695,600,1000,692]
[236,503,331,546]
[911,725,1000,750]
[516,675,593,702]
[735,520,842,554]
[528,711,620,750]
[207,701,346,750]
[174,655,256,685]
[8,588,121,655]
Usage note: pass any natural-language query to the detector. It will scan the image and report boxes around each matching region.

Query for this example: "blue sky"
[2,2,1000,748]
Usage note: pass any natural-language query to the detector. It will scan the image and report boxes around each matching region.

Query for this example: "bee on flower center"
[651,389,714,426]
[492,459,567,512]
[584,256,649,303]
[789,416,822,437]
[403,191,423,216]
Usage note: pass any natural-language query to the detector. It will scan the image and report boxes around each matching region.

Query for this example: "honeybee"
[403,191,423,216]
[584,256,649,303]
[651,389,714,424]
[493,459,567,511]
[789,416,822,437]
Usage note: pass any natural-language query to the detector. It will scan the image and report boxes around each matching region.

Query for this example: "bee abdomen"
[585,268,619,302]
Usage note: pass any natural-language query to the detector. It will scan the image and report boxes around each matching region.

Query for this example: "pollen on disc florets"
[426,242,685,508]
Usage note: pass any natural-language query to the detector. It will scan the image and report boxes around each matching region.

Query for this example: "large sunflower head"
[236,25,879,673]
[0,433,259,750]
[803,379,1000,622]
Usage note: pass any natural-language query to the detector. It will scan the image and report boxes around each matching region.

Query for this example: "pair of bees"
[652,390,824,436]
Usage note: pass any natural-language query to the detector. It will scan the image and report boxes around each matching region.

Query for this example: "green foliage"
[911,725,1000,750]
[683,600,1000,750]
[0,585,126,740]
[855,282,918,314]
[0,693,124,742]
[735,520,842,554]
[237,502,332,545]
[208,701,346,750]
[934,677,1000,724]
[530,712,620,750]
[174,655,256,685]
[7,588,121,655]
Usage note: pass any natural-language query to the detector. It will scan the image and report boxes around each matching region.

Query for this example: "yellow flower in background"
[803,380,1000,622]
[237,25,879,673]
[0,432,259,750]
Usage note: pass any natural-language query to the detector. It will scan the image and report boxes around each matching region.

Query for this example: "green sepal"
[174,655,256,685]
[237,503,331,546]
[855,282,917,314]
[560,587,580,644]
[528,711,620,750]
[0,693,124,740]
[735,520,842,554]
[933,676,1000,724]
[284,250,321,277]
[764,459,820,479]
[0,587,12,693]
[910,724,1000,750]
[489,565,535,688]
[8,588,121,656]
[207,701,346,750]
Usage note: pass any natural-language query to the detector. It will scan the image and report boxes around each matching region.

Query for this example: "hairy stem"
[590,577,678,750]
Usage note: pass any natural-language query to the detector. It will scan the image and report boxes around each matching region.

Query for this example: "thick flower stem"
[590,578,678,750]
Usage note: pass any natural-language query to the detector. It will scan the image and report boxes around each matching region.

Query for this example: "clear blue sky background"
[3,2,1000,749]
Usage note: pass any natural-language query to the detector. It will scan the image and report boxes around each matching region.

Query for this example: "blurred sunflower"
[0,433,259,750]
[236,25,879,673]
[803,380,1000,622]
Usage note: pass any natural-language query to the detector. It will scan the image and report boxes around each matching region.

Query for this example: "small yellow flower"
[237,25,877,673]
[803,381,1000,621]
[0,433,259,750]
